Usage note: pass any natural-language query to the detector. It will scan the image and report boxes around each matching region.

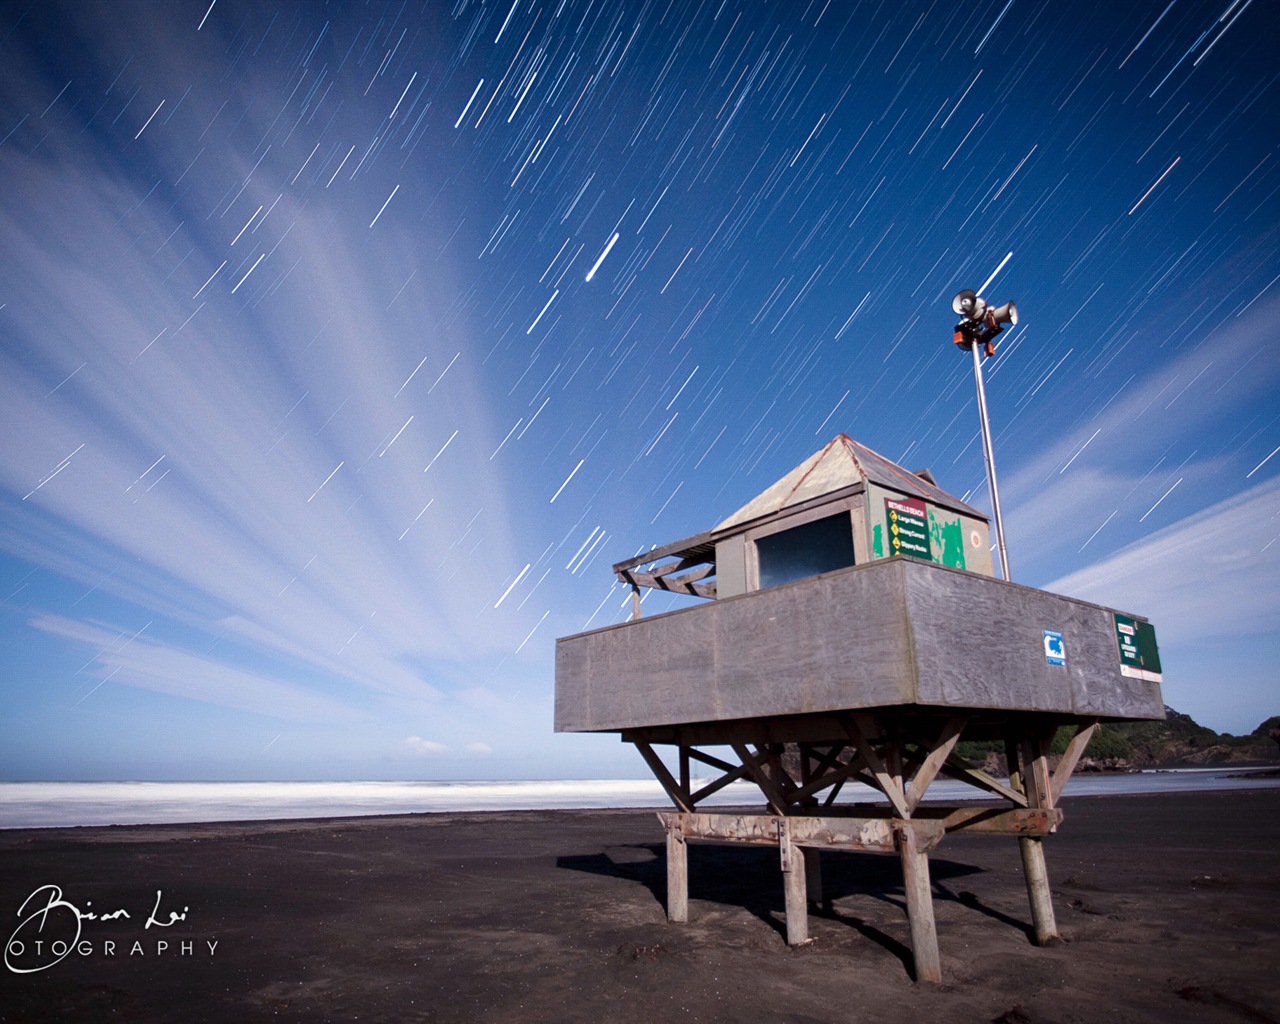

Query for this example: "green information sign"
[1114,614,1162,682]
[885,496,932,561]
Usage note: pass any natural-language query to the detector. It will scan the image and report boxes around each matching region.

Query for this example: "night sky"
[2,0,1277,781]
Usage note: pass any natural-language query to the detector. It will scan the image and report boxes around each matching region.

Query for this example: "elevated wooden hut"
[555,435,1164,982]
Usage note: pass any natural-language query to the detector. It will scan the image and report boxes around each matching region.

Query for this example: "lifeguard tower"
[555,434,1163,981]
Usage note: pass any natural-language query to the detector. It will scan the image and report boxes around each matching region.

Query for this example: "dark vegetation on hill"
[956,708,1280,771]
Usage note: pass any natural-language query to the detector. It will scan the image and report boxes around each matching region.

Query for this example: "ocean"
[3,768,1278,829]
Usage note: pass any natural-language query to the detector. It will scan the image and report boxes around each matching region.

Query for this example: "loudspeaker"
[988,300,1018,326]
[952,289,978,317]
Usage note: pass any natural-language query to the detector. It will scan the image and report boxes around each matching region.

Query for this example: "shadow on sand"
[559,840,1021,974]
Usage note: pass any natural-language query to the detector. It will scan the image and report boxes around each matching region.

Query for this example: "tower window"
[755,513,855,589]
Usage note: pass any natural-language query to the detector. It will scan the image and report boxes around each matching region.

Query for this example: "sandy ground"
[2,788,1277,1023]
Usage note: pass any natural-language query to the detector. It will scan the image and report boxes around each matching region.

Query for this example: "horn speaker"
[952,289,977,316]
[988,300,1018,326]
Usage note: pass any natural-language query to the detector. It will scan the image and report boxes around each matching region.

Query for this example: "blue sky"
[1,0,1277,781]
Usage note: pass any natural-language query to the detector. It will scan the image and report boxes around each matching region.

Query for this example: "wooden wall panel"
[555,558,1164,733]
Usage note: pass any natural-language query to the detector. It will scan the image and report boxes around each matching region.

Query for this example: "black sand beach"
[3,788,1278,1023]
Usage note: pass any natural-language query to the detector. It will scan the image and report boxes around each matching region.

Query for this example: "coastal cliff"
[959,707,1280,772]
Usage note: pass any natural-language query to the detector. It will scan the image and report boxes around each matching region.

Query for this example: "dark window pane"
[756,513,855,589]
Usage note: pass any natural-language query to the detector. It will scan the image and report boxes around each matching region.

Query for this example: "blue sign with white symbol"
[1043,629,1065,666]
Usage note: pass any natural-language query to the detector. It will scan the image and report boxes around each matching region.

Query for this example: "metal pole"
[971,342,1011,580]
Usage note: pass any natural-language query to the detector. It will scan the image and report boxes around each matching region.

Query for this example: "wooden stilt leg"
[1019,836,1058,945]
[896,825,942,984]
[1007,734,1060,945]
[783,856,809,945]
[1020,734,1059,944]
[803,847,823,907]
[666,820,688,923]
[779,821,809,945]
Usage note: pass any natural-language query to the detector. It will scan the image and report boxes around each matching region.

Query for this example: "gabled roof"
[714,434,985,534]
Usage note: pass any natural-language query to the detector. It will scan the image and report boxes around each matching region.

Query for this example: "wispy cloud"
[403,736,449,756]
[998,297,1280,576]
[31,613,365,723]
[1044,474,1280,645]
[0,57,541,715]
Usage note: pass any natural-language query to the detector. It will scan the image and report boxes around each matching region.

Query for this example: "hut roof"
[714,434,985,534]
[614,434,985,575]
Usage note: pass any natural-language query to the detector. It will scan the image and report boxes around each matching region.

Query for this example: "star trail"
[0,0,1277,780]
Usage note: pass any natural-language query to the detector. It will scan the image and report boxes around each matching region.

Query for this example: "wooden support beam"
[649,556,713,580]
[806,742,850,779]
[664,816,688,923]
[884,735,905,791]
[1005,735,1023,795]
[844,714,910,818]
[786,738,875,803]
[798,743,815,792]
[1006,734,1059,945]
[1051,720,1099,805]
[790,756,877,805]
[685,746,738,774]
[689,762,751,804]
[656,562,716,586]
[784,742,870,806]
[778,819,809,945]
[1022,734,1055,810]
[730,742,790,816]
[658,811,943,854]
[633,740,692,812]
[612,530,713,573]
[763,743,798,799]
[905,715,968,813]
[1020,837,1058,946]
[618,562,717,599]
[941,806,1062,836]
[896,824,942,984]
[939,753,1028,805]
